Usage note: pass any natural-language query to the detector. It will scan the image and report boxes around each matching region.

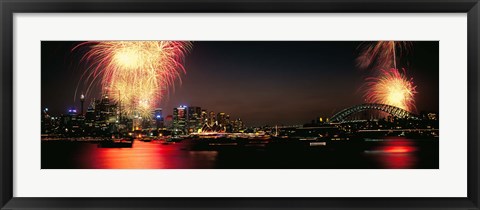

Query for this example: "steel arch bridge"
[330,103,418,123]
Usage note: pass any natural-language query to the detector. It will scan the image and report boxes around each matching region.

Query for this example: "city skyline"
[41,41,439,126]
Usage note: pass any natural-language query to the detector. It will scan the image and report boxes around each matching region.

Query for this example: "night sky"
[41,41,439,126]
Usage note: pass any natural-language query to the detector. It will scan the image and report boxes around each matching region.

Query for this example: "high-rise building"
[209,111,216,126]
[153,108,164,129]
[84,105,96,135]
[226,114,230,125]
[164,115,173,128]
[94,95,116,123]
[173,105,187,134]
[427,113,438,120]
[201,109,208,124]
[41,108,53,134]
[61,107,85,137]
[225,114,232,132]
[89,94,118,135]
[217,112,226,126]
[187,106,202,133]
[234,118,244,132]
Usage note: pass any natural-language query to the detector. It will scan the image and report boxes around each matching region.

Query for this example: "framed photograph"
[1,0,479,209]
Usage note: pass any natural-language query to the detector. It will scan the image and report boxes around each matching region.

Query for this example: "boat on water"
[169,135,189,142]
[139,136,152,142]
[98,135,134,148]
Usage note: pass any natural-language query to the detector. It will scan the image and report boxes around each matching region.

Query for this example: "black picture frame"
[1,0,479,209]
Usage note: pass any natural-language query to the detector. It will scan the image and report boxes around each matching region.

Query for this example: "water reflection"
[364,138,418,169]
[42,137,437,169]
[79,141,218,169]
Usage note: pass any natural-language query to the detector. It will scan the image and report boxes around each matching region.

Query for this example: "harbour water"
[41,137,438,169]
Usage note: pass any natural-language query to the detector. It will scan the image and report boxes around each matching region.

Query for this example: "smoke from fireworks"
[364,68,417,112]
[357,41,417,112]
[356,41,411,70]
[74,41,192,117]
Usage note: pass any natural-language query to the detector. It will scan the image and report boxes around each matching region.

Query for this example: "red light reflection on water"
[78,141,217,169]
[365,138,418,169]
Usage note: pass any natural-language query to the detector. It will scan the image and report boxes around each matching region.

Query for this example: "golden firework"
[364,68,417,112]
[75,41,192,117]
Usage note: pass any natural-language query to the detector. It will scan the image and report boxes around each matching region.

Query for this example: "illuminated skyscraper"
[173,105,187,134]
[234,118,244,132]
[164,115,173,128]
[153,108,164,129]
[187,106,202,133]
[201,110,208,124]
[209,111,216,126]
[217,112,226,126]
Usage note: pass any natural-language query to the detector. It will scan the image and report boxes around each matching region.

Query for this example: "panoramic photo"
[41,41,439,169]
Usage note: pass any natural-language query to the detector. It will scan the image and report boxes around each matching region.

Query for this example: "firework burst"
[364,68,417,112]
[74,41,192,117]
[356,41,411,71]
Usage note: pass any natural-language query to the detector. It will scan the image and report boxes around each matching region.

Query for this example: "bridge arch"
[330,103,417,123]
